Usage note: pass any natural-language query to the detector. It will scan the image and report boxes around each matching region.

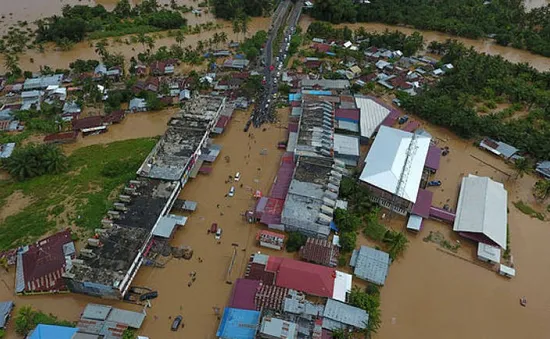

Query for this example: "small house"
[129,98,148,112]
[535,161,550,179]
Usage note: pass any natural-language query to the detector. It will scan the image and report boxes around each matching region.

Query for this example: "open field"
[0,138,157,249]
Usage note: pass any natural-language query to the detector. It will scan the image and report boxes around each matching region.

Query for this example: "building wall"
[367,184,411,216]
[282,215,329,239]
[66,279,120,299]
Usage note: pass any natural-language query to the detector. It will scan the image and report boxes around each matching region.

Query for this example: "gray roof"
[355,96,391,139]
[23,74,63,89]
[283,290,325,318]
[333,134,360,157]
[350,246,390,285]
[301,79,350,89]
[259,317,298,339]
[82,304,112,320]
[453,175,508,249]
[0,109,12,121]
[536,161,550,178]
[129,98,147,110]
[152,214,187,238]
[0,143,15,159]
[21,90,41,98]
[0,301,14,328]
[322,298,368,330]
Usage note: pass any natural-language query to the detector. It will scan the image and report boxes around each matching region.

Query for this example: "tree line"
[211,0,273,20]
[310,0,550,57]
[35,0,187,44]
[401,39,550,161]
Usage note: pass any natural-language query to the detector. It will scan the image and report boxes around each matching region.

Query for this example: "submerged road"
[249,0,303,128]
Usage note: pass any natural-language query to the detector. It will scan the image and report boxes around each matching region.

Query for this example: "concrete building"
[299,237,339,267]
[64,179,180,299]
[281,157,343,238]
[453,175,507,249]
[350,246,391,285]
[477,243,501,264]
[293,99,334,159]
[333,133,360,166]
[23,74,63,90]
[322,299,369,331]
[358,126,431,215]
[259,316,298,339]
[77,303,146,338]
[137,96,225,182]
[300,79,350,90]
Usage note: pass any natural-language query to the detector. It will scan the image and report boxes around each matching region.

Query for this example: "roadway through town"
[250,0,303,128]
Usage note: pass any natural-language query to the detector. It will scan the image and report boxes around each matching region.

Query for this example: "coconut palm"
[533,179,550,201]
[240,15,251,39]
[136,32,148,50]
[513,157,531,179]
[383,230,409,260]
[232,19,241,41]
[174,29,186,47]
[219,31,228,47]
[3,53,21,75]
[94,39,108,58]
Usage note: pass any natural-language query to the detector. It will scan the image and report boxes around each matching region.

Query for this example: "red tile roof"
[246,263,276,284]
[103,110,126,124]
[43,131,79,143]
[17,229,74,294]
[335,108,360,122]
[312,43,331,53]
[229,278,261,310]
[268,257,336,298]
[299,238,339,267]
[72,116,104,131]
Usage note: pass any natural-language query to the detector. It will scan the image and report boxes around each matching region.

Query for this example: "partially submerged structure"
[216,307,260,339]
[322,299,369,331]
[138,96,225,181]
[299,237,339,267]
[479,138,520,160]
[281,157,343,238]
[259,316,298,339]
[16,229,75,295]
[359,126,431,215]
[77,303,146,338]
[350,246,391,285]
[453,175,507,249]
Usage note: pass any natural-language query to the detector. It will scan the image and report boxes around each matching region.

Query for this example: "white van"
[228,186,235,197]
[234,172,241,181]
[215,227,222,240]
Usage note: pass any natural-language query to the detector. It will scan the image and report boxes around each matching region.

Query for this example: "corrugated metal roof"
[333,134,360,157]
[359,126,431,203]
[355,96,391,138]
[216,307,260,339]
[350,246,390,285]
[82,304,111,320]
[0,301,13,328]
[229,279,261,310]
[453,175,507,249]
[152,215,187,238]
[322,299,369,330]
[28,324,78,339]
[425,144,441,170]
[301,79,350,89]
[410,188,433,218]
[259,317,298,339]
[106,308,146,328]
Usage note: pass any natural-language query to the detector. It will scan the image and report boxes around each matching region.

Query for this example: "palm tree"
[212,32,220,49]
[175,29,186,47]
[383,230,409,260]
[136,32,148,50]
[513,157,530,179]
[219,31,228,47]
[533,179,550,201]
[40,145,67,174]
[240,15,250,39]
[232,19,241,41]
[146,36,155,53]
[94,39,108,58]
[3,53,20,75]
[15,305,35,335]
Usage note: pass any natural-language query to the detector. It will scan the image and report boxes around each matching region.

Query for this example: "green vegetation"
[503,224,511,260]
[239,30,268,60]
[348,285,381,334]
[383,229,409,261]
[15,305,75,336]
[533,180,550,201]
[35,0,187,44]
[0,138,157,250]
[402,39,550,161]
[513,157,531,179]
[285,231,307,252]
[311,0,550,57]
[212,0,272,20]
[513,200,545,221]
[121,329,136,339]
[2,144,67,181]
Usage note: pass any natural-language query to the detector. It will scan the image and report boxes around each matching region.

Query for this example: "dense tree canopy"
[2,144,67,181]
[310,0,550,57]
[212,0,273,20]
[35,1,187,44]
[402,39,550,160]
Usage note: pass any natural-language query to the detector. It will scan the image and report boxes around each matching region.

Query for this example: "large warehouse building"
[359,126,431,215]
[453,175,508,249]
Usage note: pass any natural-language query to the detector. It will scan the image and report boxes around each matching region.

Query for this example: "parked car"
[234,172,241,181]
[398,115,409,124]
[228,186,235,197]
[171,315,183,331]
[139,291,158,301]
[210,223,218,233]
[215,227,223,240]
[277,141,288,149]
[428,180,442,187]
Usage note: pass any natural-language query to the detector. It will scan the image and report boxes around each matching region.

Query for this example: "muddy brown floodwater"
[300,15,550,72]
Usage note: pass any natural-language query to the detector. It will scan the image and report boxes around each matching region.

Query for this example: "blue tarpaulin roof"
[289,93,302,101]
[216,307,260,339]
[234,54,246,59]
[29,324,78,339]
[330,220,339,232]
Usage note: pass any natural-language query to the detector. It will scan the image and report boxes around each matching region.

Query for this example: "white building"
[453,175,507,249]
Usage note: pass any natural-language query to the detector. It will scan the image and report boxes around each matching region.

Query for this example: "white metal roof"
[332,270,352,302]
[406,214,423,231]
[355,97,391,139]
[477,243,501,264]
[333,134,360,156]
[359,126,431,203]
[453,175,507,249]
[323,299,369,330]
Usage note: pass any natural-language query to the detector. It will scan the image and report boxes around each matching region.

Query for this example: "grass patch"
[0,138,157,250]
[513,200,545,221]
